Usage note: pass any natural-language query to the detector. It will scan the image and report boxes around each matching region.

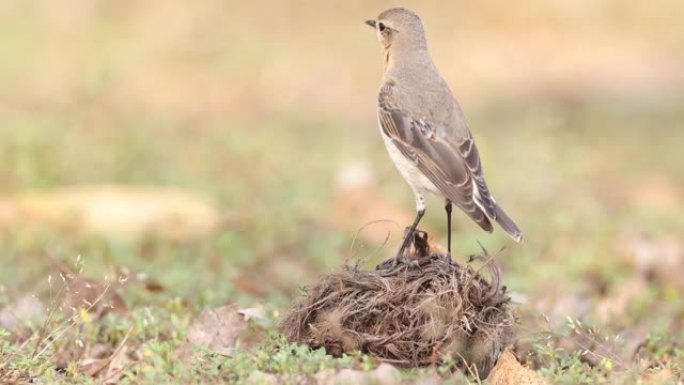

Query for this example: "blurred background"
[0,0,682,342]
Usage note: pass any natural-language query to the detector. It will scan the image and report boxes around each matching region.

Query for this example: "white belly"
[381,132,441,195]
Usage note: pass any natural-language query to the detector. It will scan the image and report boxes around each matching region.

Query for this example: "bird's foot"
[375,227,432,273]
[375,251,422,273]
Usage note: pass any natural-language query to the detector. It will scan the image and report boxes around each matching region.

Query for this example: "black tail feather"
[493,204,523,243]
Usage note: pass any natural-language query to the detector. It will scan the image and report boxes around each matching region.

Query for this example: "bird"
[365,8,522,259]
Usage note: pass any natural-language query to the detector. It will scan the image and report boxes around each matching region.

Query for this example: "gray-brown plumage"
[366,8,522,257]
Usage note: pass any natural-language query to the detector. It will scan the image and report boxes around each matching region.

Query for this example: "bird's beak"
[365,19,376,28]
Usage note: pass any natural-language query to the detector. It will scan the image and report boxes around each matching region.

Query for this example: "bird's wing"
[378,82,493,232]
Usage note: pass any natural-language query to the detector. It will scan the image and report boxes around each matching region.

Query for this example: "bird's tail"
[493,204,523,243]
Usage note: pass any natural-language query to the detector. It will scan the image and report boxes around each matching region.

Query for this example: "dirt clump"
[280,230,515,378]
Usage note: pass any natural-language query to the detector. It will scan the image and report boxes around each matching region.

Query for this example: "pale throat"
[382,43,431,75]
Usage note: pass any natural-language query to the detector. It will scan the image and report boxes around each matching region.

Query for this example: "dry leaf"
[186,304,261,356]
[102,344,130,384]
[79,329,131,383]
[0,295,45,333]
[487,350,547,385]
[80,357,110,378]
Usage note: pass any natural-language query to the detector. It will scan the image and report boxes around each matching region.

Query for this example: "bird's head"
[365,8,428,55]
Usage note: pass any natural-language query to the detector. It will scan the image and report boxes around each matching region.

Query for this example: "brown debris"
[487,350,548,385]
[178,304,265,360]
[0,368,33,384]
[78,328,132,384]
[186,305,249,356]
[0,295,45,334]
[53,259,126,319]
[280,230,515,379]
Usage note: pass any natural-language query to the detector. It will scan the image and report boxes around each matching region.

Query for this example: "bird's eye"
[378,22,386,32]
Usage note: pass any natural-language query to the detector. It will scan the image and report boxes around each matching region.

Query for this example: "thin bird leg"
[445,199,452,256]
[397,208,425,260]
[397,192,426,261]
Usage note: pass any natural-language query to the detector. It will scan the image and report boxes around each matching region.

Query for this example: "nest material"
[280,230,515,378]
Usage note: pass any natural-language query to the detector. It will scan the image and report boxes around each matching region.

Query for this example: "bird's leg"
[445,199,452,257]
[397,209,425,261]
[397,191,426,261]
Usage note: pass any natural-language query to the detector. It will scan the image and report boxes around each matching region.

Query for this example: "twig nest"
[280,231,515,379]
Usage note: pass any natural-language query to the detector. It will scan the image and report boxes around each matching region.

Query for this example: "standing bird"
[365,8,523,259]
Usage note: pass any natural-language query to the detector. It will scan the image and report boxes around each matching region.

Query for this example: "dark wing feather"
[457,134,496,215]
